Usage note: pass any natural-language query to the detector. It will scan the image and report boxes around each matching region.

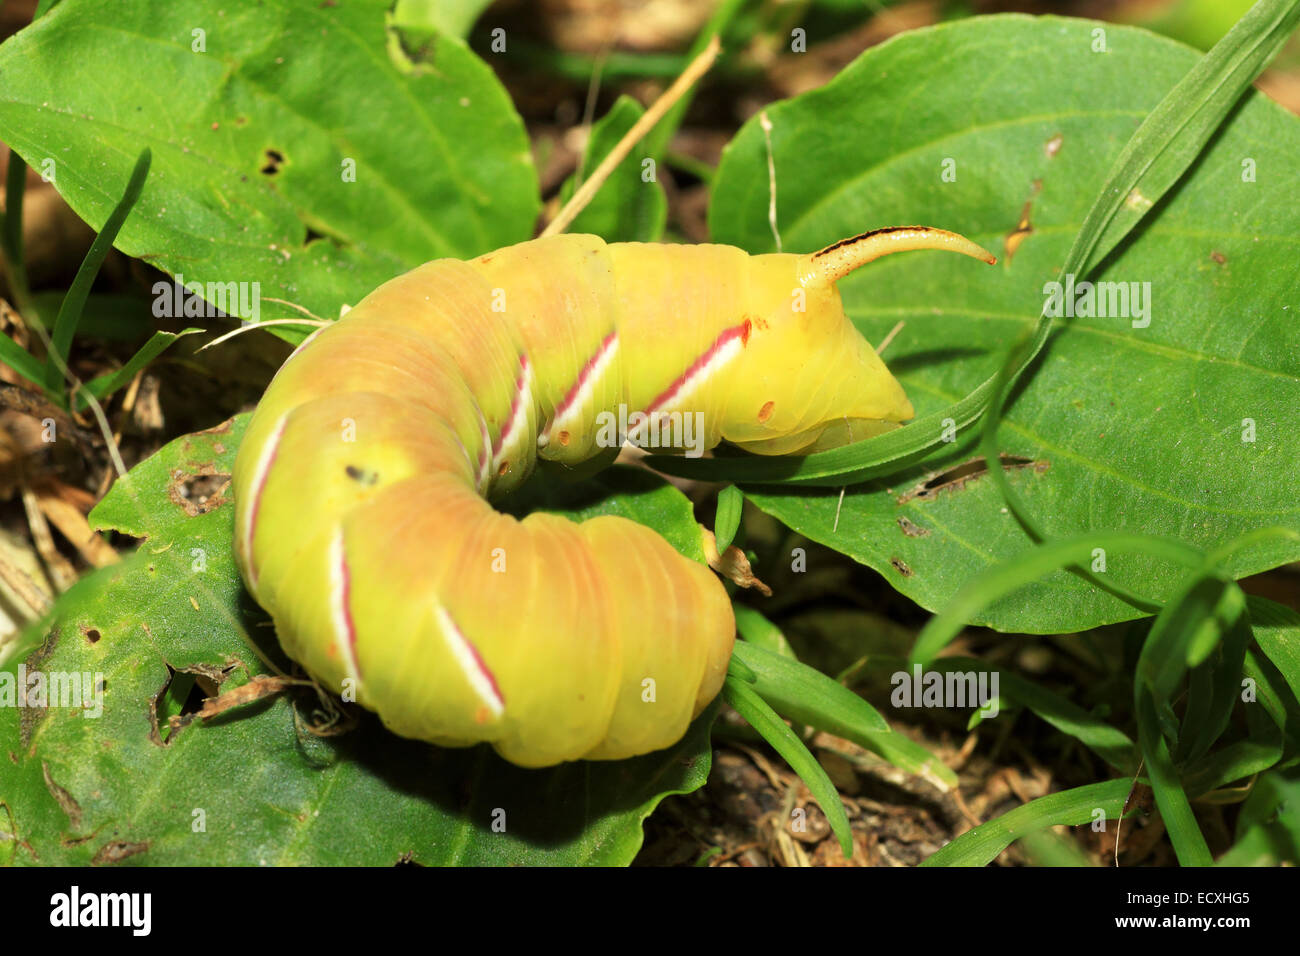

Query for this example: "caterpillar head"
[722,227,996,456]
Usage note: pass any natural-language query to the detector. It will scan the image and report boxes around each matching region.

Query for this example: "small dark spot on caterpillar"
[558,430,570,446]
[1210,250,1227,265]
[890,557,913,577]
[345,465,379,486]
[758,401,774,423]
[498,461,510,476]
[261,149,285,175]
[896,516,929,538]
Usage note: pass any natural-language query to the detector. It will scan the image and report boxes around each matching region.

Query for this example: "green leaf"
[713,484,743,554]
[686,13,1300,632]
[733,605,797,659]
[3,417,716,865]
[0,0,538,339]
[0,333,44,392]
[723,675,854,857]
[1215,769,1300,865]
[921,778,1133,867]
[732,639,889,737]
[559,95,668,243]
[1016,827,1098,866]
[1249,596,1300,704]
[1132,571,1237,866]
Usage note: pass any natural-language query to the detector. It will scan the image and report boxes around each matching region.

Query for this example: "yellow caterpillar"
[231,227,994,767]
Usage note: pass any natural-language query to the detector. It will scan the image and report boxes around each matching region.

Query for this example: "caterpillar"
[231,227,995,768]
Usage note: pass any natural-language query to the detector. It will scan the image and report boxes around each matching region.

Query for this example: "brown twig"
[542,34,721,237]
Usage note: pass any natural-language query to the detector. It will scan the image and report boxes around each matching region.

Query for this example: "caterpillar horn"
[797,225,997,289]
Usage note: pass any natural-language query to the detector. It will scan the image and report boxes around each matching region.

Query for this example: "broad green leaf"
[560,95,668,243]
[0,0,538,338]
[921,778,1133,867]
[708,15,1300,632]
[0,418,715,865]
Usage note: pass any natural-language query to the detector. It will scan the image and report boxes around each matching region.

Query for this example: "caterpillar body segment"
[233,227,995,767]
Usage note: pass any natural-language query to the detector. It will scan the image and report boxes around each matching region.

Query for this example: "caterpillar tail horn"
[797,226,997,288]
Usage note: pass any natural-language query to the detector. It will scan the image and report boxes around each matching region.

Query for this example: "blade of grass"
[910,532,1205,666]
[1215,770,1300,865]
[1248,597,1300,703]
[0,334,45,391]
[74,328,203,412]
[1136,688,1212,865]
[1017,827,1098,867]
[938,655,1138,773]
[1183,734,1283,799]
[1177,610,1250,764]
[732,639,890,736]
[1,149,38,325]
[1130,571,1241,865]
[45,147,152,394]
[733,605,797,659]
[920,778,1133,867]
[722,675,854,857]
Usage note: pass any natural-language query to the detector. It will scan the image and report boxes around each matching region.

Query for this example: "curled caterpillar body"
[232,228,995,767]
